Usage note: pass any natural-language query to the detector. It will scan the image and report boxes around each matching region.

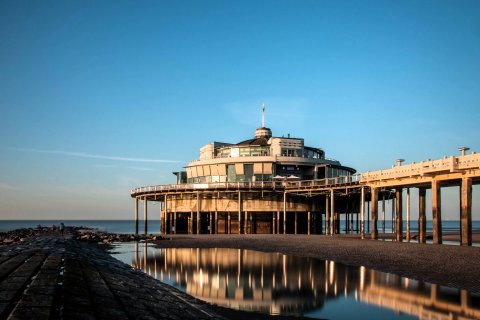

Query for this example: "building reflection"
[131,243,480,319]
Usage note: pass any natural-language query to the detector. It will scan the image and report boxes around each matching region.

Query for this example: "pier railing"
[130,174,362,195]
[361,153,480,183]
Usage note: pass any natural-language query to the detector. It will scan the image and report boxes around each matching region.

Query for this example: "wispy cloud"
[91,164,156,171]
[0,182,18,190]
[5,147,180,163]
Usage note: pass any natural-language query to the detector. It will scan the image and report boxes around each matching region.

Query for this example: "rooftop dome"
[254,127,272,139]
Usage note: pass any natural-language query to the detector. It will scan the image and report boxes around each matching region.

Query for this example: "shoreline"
[154,234,480,294]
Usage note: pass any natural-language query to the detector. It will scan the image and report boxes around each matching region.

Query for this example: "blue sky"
[0,0,479,220]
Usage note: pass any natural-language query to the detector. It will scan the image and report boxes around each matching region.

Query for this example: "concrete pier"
[432,180,442,244]
[395,189,403,242]
[131,151,480,246]
[371,187,378,240]
[461,177,472,246]
[419,188,427,244]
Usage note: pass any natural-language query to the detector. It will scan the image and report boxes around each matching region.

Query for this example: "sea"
[1,219,479,235]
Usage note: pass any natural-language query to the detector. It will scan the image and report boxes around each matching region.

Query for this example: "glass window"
[227,164,236,182]
[244,164,253,181]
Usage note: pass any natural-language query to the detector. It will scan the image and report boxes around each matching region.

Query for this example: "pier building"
[132,111,356,235]
[131,108,480,246]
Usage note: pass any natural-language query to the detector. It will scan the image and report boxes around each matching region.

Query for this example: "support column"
[189,211,193,234]
[391,198,395,234]
[350,205,353,233]
[215,211,218,235]
[330,189,335,235]
[160,200,163,234]
[143,197,148,235]
[367,201,370,234]
[294,212,298,235]
[308,211,311,235]
[283,192,287,234]
[381,194,385,234]
[244,211,248,234]
[432,180,442,244]
[238,191,242,235]
[163,195,168,235]
[277,211,280,234]
[209,212,213,235]
[406,188,411,241]
[173,209,177,234]
[325,195,330,236]
[228,212,231,234]
[419,188,426,243]
[167,211,171,235]
[371,187,378,240]
[396,189,403,242]
[134,197,139,235]
[360,187,365,239]
[197,191,201,235]
[461,177,472,246]
[272,212,276,234]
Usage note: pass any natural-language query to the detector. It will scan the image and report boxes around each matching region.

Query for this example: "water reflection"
[121,242,480,319]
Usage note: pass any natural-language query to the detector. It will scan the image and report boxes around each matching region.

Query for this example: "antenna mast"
[261,98,265,127]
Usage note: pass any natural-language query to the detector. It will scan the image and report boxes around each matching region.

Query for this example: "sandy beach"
[155,234,480,294]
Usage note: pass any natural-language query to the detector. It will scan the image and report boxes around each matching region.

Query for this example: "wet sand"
[155,234,480,294]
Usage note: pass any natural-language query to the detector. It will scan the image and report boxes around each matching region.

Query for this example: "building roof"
[235,137,269,146]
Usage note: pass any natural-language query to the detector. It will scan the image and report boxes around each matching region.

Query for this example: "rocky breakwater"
[74,227,164,244]
[0,225,57,245]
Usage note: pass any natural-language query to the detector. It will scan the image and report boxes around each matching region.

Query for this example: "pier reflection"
[130,243,480,319]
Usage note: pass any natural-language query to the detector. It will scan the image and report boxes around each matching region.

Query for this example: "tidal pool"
[110,242,480,320]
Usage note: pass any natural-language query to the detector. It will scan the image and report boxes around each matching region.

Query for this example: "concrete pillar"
[330,189,335,235]
[294,212,298,235]
[350,206,354,233]
[381,194,385,234]
[245,211,248,234]
[396,189,403,242]
[143,197,148,235]
[406,188,411,242]
[391,198,395,234]
[164,195,168,235]
[360,187,365,239]
[419,188,426,243]
[197,191,201,235]
[325,195,330,236]
[367,200,370,234]
[277,211,280,234]
[308,211,311,235]
[134,197,139,235]
[228,212,231,234]
[249,212,253,233]
[159,200,162,235]
[238,191,242,235]
[272,212,276,234]
[209,212,213,235]
[190,211,194,234]
[461,177,472,246]
[371,187,378,240]
[283,192,287,234]
[431,180,442,244]
[174,209,177,234]
[166,211,170,235]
